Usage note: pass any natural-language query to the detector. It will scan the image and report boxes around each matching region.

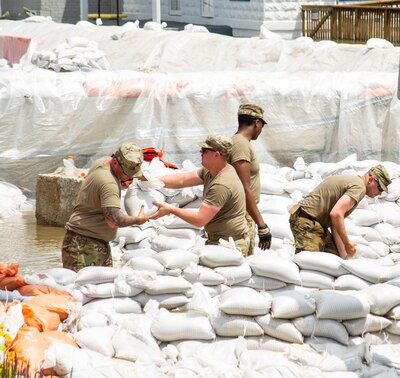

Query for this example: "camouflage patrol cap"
[199,135,232,155]
[238,103,267,125]
[115,141,143,178]
[370,164,392,193]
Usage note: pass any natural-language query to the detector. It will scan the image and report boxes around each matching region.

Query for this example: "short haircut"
[238,114,258,127]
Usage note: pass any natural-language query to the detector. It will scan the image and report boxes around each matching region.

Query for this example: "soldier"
[62,141,148,272]
[289,165,391,259]
[150,135,250,256]
[230,103,272,255]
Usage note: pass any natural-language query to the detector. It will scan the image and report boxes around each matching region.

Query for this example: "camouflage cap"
[370,164,392,192]
[238,103,267,125]
[199,135,232,155]
[115,141,143,178]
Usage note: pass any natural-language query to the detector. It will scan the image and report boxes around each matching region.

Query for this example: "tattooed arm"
[103,205,149,228]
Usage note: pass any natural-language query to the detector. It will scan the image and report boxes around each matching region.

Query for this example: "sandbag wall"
[5,155,400,376]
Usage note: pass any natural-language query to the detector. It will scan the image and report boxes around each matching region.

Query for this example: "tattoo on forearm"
[104,207,132,227]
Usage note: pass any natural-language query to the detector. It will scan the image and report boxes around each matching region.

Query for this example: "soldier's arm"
[103,205,148,228]
[330,194,356,258]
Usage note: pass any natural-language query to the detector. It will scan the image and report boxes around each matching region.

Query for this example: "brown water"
[1,208,65,275]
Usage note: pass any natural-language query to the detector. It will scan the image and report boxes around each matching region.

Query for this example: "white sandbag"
[83,297,142,314]
[334,274,371,290]
[310,290,370,320]
[255,314,304,344]
[135,292,190,310]
[259,213,294,242]
[362,283,400,315]
[211,311,264,337]
[183,264,227,286]
[199,245,244,268]
[124,256,165,274]
[386,319,400,335]
[77,310,109,330]
[38,267,77,285]
[151,308,215,341]
[144,276,192,295]
[237,274,287,291]
[157,226,198,239]
[247,254,301,285]
[260,174,288,195]
[370,202,400,227]
[124,184,165,217]
[257,195,293,215]
[219,287,271,316]
[165,188,197,207]
[369,344,400,370]
[43,343,116,377]
[151,234,195,252]
[202,284,230,298]
[343,314,392,336]
[75,266,134,285]
[284,178,319,196]
[271,290,316,319]
[120,248,157,262]
[299,269,335,289]
[115,226,156,244]
[79,281,143,298]
[293,315,349,345]
[74,325,116,358]
[154,249,199,269]
[384,178,400,201]
[112,329,166,365]
[348,208,382,227]
[385,304,400,320]
[353,243,381,259]
[340,258,400,283]
[214,263,252,286]
[293,251,348,277]
[374,222,400,245]
[162,214,201,230]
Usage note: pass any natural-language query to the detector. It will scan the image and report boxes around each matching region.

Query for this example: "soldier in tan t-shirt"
[150,135,250,256]
[230,103,272,255]
[62,142,149,272]
[289,165,391,259]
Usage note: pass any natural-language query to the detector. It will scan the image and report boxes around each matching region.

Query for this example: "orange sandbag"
[18,284,72,297]
[22,303,61,332]
[42,330,79,348]
[0,262,19,276]
[26,293,76,321]
[9,326,51,374]
[0,274,25,290]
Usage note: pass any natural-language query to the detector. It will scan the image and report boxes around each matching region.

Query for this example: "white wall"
[123,0,333,38]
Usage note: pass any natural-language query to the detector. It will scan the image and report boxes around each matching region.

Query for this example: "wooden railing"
[302,1,400,45]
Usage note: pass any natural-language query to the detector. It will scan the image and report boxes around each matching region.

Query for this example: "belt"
[208,233,247,242]
[297,208,317,223]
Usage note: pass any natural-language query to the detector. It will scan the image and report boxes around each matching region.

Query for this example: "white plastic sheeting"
[0,19,399,193]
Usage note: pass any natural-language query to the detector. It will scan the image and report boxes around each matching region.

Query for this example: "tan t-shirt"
[299,175,366,229]
[198,165,248,238]
[66,157,121,241]
[229,133,261,203]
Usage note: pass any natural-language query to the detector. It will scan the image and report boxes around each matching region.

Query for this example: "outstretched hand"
[136,204,149,225]
[149,200,172,220]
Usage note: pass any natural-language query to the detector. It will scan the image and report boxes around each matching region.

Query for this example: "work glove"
[258,224,272,250]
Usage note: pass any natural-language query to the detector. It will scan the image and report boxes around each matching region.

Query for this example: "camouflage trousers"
[206,232,251,257]
[246,213,256,256]
[61,230,112,272]
[289,207,338,255]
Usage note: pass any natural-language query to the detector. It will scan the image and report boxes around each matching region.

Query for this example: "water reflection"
[1,209,65,275]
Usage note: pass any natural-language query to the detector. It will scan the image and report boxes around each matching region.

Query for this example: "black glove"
[258,224,272,250]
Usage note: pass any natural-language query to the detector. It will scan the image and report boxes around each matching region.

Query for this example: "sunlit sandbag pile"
[2,155,400,376]
[31,36,110,72]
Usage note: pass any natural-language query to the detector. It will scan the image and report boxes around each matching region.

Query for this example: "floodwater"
[1,207,65,275]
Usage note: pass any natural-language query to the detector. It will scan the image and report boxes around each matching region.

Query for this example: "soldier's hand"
[136,204,149,225]
[345,241,357,257]
[258,224,272,250]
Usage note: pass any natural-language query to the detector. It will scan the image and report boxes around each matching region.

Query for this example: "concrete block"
[36,173,83,227]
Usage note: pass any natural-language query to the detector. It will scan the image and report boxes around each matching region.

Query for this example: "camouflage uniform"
[206,233,251,257]
[62,230,112,272]
[289,207,337,254]
[245,213,257,255]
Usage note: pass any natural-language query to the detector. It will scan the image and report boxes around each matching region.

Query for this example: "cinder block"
[35,173,83,227]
